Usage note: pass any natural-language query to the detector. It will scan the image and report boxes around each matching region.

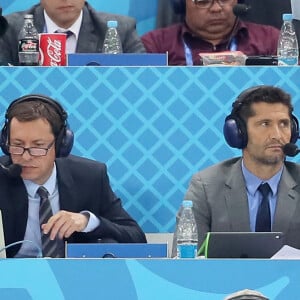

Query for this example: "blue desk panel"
[0,258,299,299]
[0,66,300,233]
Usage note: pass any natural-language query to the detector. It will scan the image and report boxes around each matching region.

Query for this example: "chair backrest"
[241,0,291,29]
[145,233,174,257]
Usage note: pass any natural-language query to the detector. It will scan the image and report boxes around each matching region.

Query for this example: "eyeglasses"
[192,0,233,9]
[8,140,55,157]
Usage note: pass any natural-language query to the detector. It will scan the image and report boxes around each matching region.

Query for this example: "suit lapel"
[76,5,104,53]
[55,159,78,212]
[273,166,299,233]
[224,159,251,231]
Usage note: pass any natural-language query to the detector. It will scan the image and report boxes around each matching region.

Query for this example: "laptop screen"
[199,232,285,258]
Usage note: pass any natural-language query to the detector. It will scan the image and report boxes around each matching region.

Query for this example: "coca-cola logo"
[20,40,38,52]
[46,37,63,66]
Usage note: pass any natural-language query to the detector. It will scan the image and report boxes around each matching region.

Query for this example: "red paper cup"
[39,33,67,66]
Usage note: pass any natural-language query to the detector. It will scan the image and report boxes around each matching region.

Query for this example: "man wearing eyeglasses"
[142,0,280,65]
[0,95,146,258]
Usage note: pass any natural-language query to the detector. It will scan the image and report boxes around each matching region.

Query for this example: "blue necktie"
[255,183,271,232]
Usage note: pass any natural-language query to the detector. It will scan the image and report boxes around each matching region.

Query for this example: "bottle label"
[18,39,39,53]
[177,244,197,258]
[278,57,298,66]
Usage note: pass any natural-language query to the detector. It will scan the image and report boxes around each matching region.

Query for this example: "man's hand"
[41,210,89,240]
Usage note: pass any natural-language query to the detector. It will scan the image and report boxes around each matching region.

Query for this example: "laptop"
[0,210,6,258]
[66,243,168,258]
[199,232,285,259]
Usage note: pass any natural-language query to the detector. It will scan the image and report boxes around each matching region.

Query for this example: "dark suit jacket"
[0,155,146,258]
[0,2,145,65]
[173,157,300,255]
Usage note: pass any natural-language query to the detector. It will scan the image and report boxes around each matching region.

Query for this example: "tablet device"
[199,232,284,258]
[0,210,6,258]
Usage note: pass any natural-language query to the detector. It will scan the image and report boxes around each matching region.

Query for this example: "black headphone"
[170,0,246,15]
[223,86,299,149]
[0,94,74,157]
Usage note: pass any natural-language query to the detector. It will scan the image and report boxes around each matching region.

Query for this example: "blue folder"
[66,243,168,258]
[67,53,168,66]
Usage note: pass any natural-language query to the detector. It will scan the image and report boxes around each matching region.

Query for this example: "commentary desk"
[0,258,299,299]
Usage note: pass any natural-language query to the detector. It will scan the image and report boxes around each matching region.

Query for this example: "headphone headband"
[1,94,74,157]
[5,94,67,122]
[223,86,299,149]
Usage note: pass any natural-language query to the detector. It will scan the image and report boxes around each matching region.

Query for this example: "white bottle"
[277,13,299,66]
[176,200,198,258]
[18,14,39,66]
[102,20,123,54]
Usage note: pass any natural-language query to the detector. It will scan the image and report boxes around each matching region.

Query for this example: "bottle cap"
[282,13,293,21]
[24,14,34,19]
[182,200,193,208]
[107,20,118,28]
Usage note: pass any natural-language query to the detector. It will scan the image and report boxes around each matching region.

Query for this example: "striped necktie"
[37,186,61,257]
[55,30,73,38]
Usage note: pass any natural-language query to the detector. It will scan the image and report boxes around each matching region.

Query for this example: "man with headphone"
[0,94,146,258]
[173,85,300,255]
[142,0,279,65]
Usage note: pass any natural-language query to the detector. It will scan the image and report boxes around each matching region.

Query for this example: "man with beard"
[173,85,300,255]
[142,0,279,65]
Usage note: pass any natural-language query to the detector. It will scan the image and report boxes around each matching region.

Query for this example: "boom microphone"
[282,143,300,157]
[0,8,8,37]
[0,163,22,178]
[233,4,251,17]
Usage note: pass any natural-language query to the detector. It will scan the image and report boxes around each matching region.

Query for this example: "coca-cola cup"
[39,33,67,66]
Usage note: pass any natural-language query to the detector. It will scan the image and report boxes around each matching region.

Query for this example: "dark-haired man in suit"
[0,94,146,258]
[0,0,145,65]
[173,85,300,255]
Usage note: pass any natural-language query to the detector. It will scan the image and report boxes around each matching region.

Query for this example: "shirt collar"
[241,159,283,197]
[23,163,57,198]
[43,10,83,39]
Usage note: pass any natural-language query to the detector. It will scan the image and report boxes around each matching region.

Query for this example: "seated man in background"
[142,0,279,65]
[0,0,145,65]
[0,94,146,258]
[173,85,300,255]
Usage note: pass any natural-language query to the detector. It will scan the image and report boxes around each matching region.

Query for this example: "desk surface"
[0,258,299,300]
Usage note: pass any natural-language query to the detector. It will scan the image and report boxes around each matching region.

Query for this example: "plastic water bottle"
[176,200,198,258]
[18,14,39,66]
[102,20,123,54]
[277,13,299,66]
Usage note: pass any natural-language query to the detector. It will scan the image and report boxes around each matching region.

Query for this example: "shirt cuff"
[80,211,100,232]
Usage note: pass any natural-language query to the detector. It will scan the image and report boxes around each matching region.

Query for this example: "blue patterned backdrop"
[1,0,158,35]
[0,66,300,233]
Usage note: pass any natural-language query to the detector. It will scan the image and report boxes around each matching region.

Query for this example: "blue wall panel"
[0,66,299,233]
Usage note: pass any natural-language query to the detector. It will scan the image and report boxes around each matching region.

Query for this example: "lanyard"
[183,36,238,66]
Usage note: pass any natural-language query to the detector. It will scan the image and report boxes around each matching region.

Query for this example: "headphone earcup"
[291,114,299,144]
[56,127,74,158]
[171,0,186,15]
[223,114,248,149]
[0,122,9,155]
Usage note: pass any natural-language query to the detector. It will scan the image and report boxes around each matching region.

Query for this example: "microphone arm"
[225,3,251,51]
[0,163,22,178]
